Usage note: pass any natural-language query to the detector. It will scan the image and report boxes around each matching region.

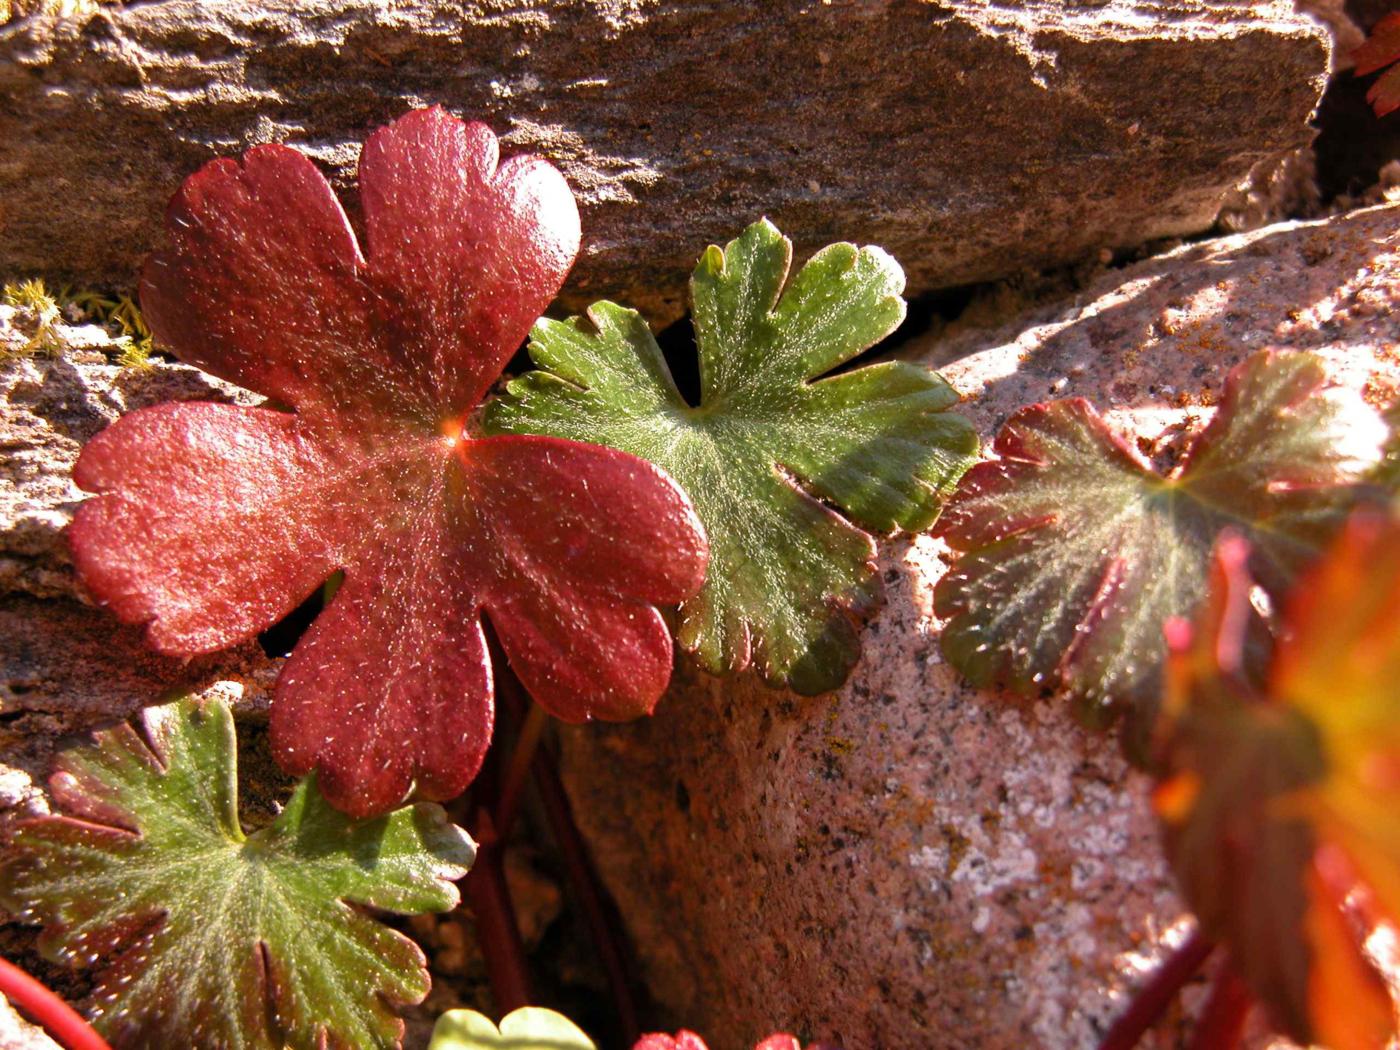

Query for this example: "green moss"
[2,279,64,359]
[2,279,157,369]
[67,288,155,370]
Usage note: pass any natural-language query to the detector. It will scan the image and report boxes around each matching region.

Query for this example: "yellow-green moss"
[2,279,156,369]
[2,279,64,358]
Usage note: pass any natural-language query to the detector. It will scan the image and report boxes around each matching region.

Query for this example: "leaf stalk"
[1097,930,1215,1050]
[0,957,113,1050]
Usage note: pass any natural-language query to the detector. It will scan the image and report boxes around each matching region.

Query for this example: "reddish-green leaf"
[67,107,709,818]
[934,350,1386,755]
[1354,12,1400,118]
[0,696,475,1050]
[1155,514,1400,1049]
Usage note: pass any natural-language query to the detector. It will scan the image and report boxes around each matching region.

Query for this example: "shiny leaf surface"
[934,350,1385,752]
[428,1007,596,1050]
[68,107,709,817]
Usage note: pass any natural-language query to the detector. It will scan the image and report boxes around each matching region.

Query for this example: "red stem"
[464,808,533,1013]
[490,661,641,1042]
[494,702,548,841]
[530,737,641,1044]
[1188,962,1251,1050]
[1097,930,1215,1050]
[0,957,112,1050]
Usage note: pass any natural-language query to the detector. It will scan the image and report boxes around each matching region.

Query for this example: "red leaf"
[1354,13,1400,118]
[633,1034,711,1050]
[70,107,708,818]
[634,1035,819,1050]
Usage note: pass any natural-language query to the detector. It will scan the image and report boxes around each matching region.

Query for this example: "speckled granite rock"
[0,1,1328,323]
[555,200,1400,1049]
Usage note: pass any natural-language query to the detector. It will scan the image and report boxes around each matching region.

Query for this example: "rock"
[1,2,1328,324]
[555,200,1400,1049]
[0,996,60,1050]
[0,591,275,723]
[1296,0,1365,63]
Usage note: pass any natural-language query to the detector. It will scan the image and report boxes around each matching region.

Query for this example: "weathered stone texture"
[1,2,1328,323]
[0,330,262,600]
[556,201,1400,1049]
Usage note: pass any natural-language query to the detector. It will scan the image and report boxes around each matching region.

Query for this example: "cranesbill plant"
[428,1007,829,1050]
[67,107,709,818]
[1355,12,1400,118]
[0,696,474,1050]
[1154,511,1400,1050]
[486,218,977,694]
[933,350,1388,756]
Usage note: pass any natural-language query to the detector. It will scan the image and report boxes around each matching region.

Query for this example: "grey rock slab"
[555,201,1400,1049]
[0,996,60,1050]
[1,1,1329,324]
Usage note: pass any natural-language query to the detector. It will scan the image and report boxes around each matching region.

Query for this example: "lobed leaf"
[1156,512,1400,1049]
[0,696,475,1050]
[1354,12,1400,118]
[68,107,709,817]
[933,350,1387,754]
[428,1007,596,1050]
[486,219,977,694]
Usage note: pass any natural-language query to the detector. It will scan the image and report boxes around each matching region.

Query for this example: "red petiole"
[1097,929,1215,1050]
[0,957,112,1050]
[1188,962,1251,1050]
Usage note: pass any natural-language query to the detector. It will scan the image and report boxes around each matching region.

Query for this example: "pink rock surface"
[0,994,59,1050]
[556,201,1400,1049]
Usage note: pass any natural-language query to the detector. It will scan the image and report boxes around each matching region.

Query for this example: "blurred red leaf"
[633,1034,711,1050]
[634,1034,825,1050]
[1156,512,1400,1048]
[1354,12,1400,118]
[68,107,708,818]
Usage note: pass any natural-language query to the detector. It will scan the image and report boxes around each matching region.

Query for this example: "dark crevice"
[1313,71,1400,204]
[257,581,331,658]
[654,311,699,406]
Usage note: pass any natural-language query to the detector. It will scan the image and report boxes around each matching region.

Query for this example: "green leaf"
[429,1007,597,1050]
[485,219,978,693]
[934,350,1388,754]
[0,696,475,1050]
